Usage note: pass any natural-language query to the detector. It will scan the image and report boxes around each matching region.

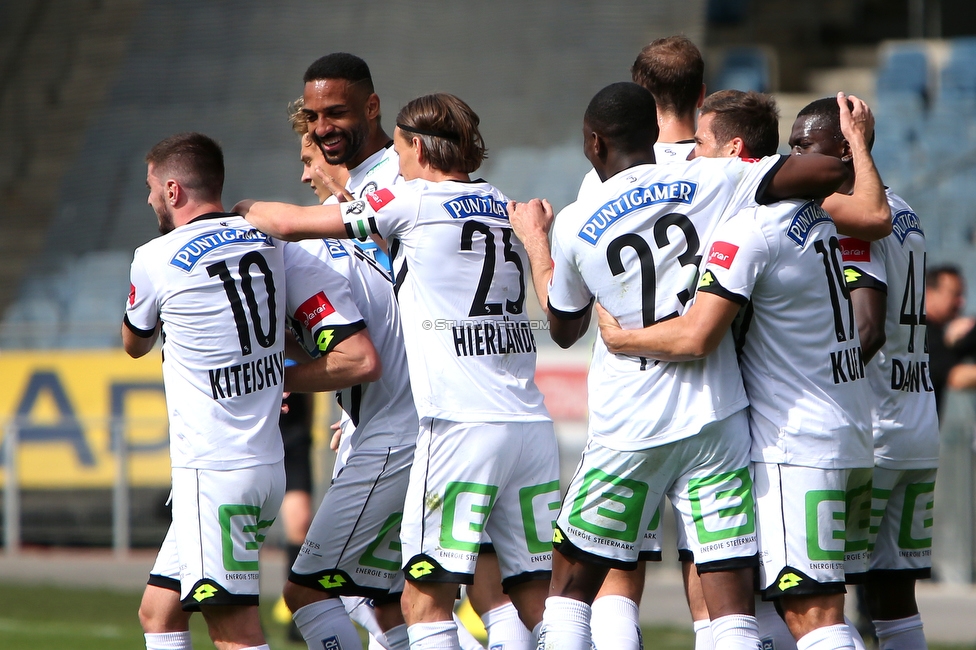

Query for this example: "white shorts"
[290,443,414,599]
[555,411,757,570]
[755,463,872,598]
[865,466,936,576]
[400,418,560,590]
[149,462,285,610]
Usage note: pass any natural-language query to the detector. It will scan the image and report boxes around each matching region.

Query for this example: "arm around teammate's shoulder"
[284,329,381,393]
[597,293,740,362]
[237,200,346,241]
[762,154,849,204]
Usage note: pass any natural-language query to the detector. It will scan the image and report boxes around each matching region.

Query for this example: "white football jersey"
[125,213,286,469]
[840,190,939,469]
[283,238,418,450]
[698,200,873,469]
[549,155,783,451]
[576,141,696,200]
[338,180,551,423]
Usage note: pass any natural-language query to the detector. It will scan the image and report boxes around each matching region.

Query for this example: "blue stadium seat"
[876,47,928,100]
[712,47,770,93]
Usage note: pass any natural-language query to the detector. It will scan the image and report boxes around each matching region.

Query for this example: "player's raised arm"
[509,198,592,348]
[761,152,849,203]
[821,93,892,240]
[285,329,382,393]
[597,292,740,362]
[237,199,346,241]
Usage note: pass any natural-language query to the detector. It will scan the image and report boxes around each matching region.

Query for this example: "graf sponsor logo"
[839,237,870,262]
[442,193,508,220]
[892,210,923,244]
[707,241,739,269]
[169,228,270,272]
[366,188,395,211]
[296,292,335,329]
[577,181,698,245]
[786,201,831,247]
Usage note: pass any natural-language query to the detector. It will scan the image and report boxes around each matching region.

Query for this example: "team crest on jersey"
[707,241,738,269]
[366,188,396,211]
[169,228,271,272]
[442,194,508,220]
[295,292,335,330]
[325,239,349,259]
[785,202,831,247]
[358,181,378,197]
[892,209,923,244]
[577,181,698,245]
[346,200,366,215]
[839,237,870,262]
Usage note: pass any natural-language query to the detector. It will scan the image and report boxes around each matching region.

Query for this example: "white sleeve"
[722,155,785,215]
[339,185,418,241]
[284,243,366,356]
[123,250,159,336]
[841,237,888,292]
[696,208,770,305]
[546,225,593,319]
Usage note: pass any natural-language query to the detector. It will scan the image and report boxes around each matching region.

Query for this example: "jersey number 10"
[207,251,278,356]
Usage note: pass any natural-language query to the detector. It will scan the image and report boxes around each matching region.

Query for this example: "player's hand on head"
[314,166,353,202]
[329,419,343,452]
[837,92,874,148]
[595,303,624,352]
[233,199,255,215]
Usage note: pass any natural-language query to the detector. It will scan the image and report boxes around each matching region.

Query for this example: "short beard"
[318,121,370,166]
[157,212,175,235]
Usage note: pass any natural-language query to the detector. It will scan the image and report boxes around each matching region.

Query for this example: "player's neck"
[174,200,225,228]
[345,125,392,171]
[599,150,655,181]
[657,112,696,144]
[418,168,470,183]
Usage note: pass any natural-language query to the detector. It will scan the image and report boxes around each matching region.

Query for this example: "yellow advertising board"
[0,350,331,488]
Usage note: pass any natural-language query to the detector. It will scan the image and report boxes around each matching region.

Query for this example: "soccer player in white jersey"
[240,93,560,650]
[791,98,939,650]
[509,82,848,650]
[594,92,882,650]
[281,236,418,650]
[124,133,286,650]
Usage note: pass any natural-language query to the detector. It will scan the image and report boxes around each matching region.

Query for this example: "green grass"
[0,582,972,650]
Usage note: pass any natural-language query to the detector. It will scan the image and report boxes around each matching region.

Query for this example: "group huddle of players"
[124,35,936,650]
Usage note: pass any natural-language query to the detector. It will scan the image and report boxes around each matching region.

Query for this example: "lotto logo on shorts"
[321,634,342,650]
[778,572,803,590]
[366,188,395,211]
[295,292,335,330]
[707,241,738,269]
[192,583,218,602]
[839,237,870,262]
[408,560,435,579]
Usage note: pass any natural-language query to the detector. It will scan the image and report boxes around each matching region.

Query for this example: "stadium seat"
[712,47,771,93]
[876,46,929,100]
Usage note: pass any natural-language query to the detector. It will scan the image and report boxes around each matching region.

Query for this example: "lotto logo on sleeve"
[366,188,395,211]
[707,241,739,269]
[839,237,870,262]
[295,292,335,330]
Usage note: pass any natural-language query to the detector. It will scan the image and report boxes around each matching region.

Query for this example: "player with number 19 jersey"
[341,180,549,423]
[125,212,286,469]
[549,155,783,451]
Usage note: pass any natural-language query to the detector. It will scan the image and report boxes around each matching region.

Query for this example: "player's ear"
[840,138,853,163]
[165,179,180,205]
[412,136,428,167]
[728,137,745,158]
[365,93,381,121]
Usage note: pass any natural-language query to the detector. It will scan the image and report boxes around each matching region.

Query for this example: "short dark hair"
[584,82,659,154]
[396,93,487,174]
[145,132,224,201]
[796,96,876,150]
[700,90,780,157]
[303,52,374,94]
[927,264,962,289]
[631,36,704,117]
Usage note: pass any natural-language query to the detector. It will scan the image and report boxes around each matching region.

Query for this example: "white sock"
[538,596,591,650]
[796,624,856,650]
[694,619,714,650]
[407,620,461,649]
[343,596,385,642]
[381,623,411,650]
[845,616,867,650]
[294,599,364,650]
[874,615,926,650]
[756,598,795,650]
[590,595,641,650]
[145,631,192,650]
[482,602,532,649]
[710,614,760,650]
[455,612,487,650]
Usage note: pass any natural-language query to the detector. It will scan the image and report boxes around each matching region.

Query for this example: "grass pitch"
[0,581,971,649]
